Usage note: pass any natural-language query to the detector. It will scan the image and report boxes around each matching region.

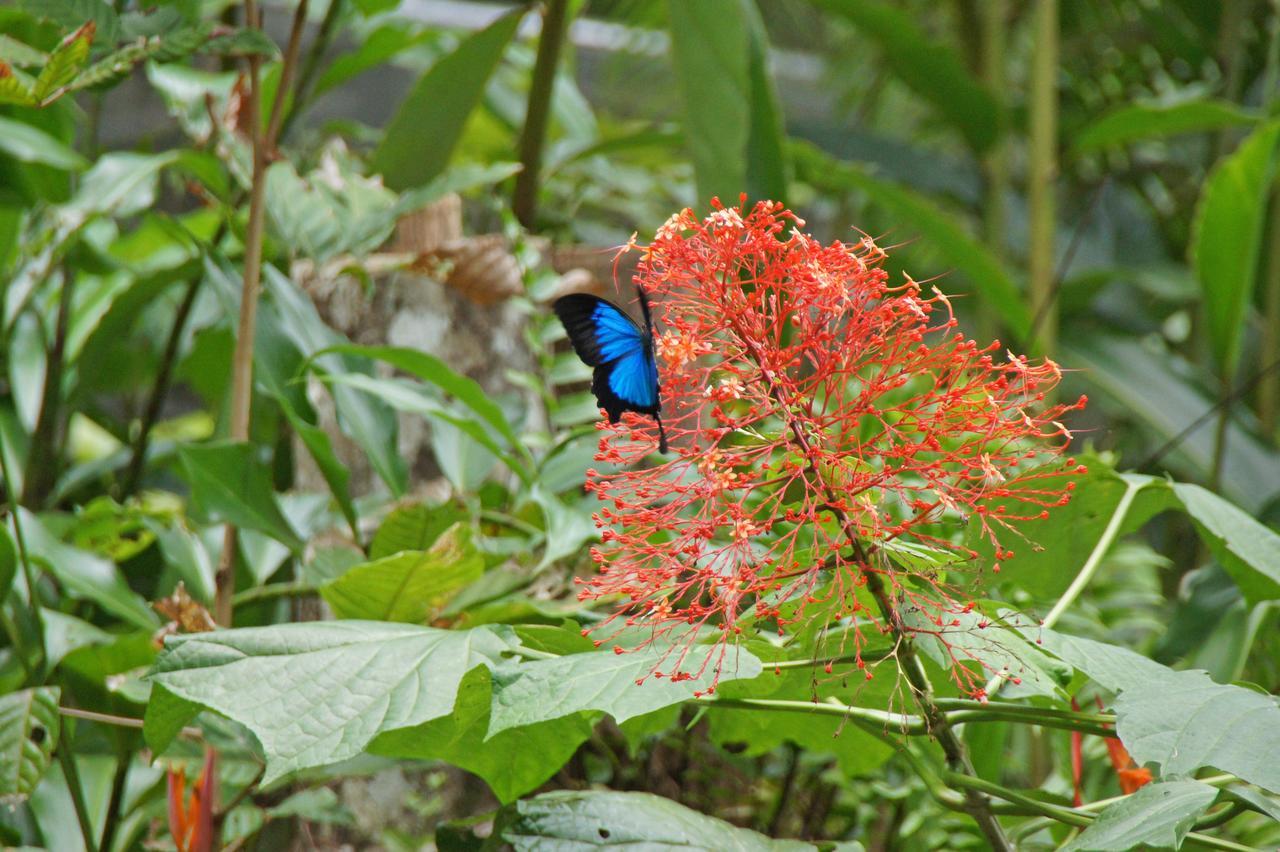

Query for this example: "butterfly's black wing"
[553,293,662,426]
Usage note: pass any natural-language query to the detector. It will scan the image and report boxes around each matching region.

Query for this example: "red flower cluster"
[578,199,1086,695]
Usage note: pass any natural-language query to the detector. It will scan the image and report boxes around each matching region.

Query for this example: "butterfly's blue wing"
[554,293,661,424]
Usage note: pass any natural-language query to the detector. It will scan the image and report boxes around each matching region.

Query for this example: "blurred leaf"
[13,507,158,629]
[1065,334,1280,514]
[0,525,15,606]
[0,115,86,169]
[393,161,523,215]
[1190,121,1280,376]
[373,8,523,191]
[814,0,999,151]
[371,666,592,804]
[18,0,119,44]
[968,465,1173,601]
[793,141,1030,336]
[31,21,93,103]
[370,501,468,560]
[314,23,437,97]
[1073,100,1258,155]
[268,787,354,825]
[41,609,112,669]
[1063,780,1218,851]
[147,622,517,783]
[0,63,35,107]
[490,790,818,850]
[668,0,788,204]
[177,442,303,550]
[321,523,483,622]
[322,343,532,480]
[264,156,397,263]
[489,645,762,735]
[0,686,60,801]
[275,393,358,540]
[528,487,597,571]
[1169,483,1280,604]
[0,34,47,67]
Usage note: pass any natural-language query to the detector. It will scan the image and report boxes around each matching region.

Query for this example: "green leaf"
[372,8,523,191]
[1073,100,1258,155]
[142,682,201,755]
[813,0,1000,151]
[0,686,60,801]
[321,344,528,472]
[792,141,1030,337]
[0,34,48,68]
[968,465,1173,601]
[1170,483,1280,604]
[275,393,358,540]
[32,21,93,103]
[177,442,303,550]
[146,621,517,783]
[1064,334,1280,514]
[0,524,15,606]
[12,508,158,629]
[63,150,179,221]
[0,65,36,106]
[371,666,592,804]
[321,523,483,622]
[1033,628,1280,794]
[489,645,762,736]
[392,161,523,215]
[1114,669,1280,794]
[490,789,818,850]
[0,115,87,170]
[1190,121,1280,376]
[1063,780,1218,851]
[370,501,468,560]
[667,0,788,204]
[907,608,1070,699]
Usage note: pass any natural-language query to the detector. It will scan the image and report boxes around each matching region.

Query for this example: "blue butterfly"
[554,287,668,453]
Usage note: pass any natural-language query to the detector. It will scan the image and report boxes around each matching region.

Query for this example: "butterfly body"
[553,290,668,453]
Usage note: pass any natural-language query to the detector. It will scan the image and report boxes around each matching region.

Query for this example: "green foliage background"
[0,1,1278,850]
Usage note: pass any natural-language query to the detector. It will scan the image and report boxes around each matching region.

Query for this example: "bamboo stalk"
[1027,0,1058,359]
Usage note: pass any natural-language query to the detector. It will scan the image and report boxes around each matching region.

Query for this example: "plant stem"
[98,752,130,852]
[265,0,311,152]
[121,278,202,498]
[976,0,1008,344]
[513,0,571,228]
[230,580,315,607]
[216,0,271,626]
[23,271,77,507]
[1027,0,1058,359]
[57,738,98,851]
[1,447,47,677]
[1260,190,1280,439]
[278,0,347,143]
[703,695,925,734]
[765,743,800,836]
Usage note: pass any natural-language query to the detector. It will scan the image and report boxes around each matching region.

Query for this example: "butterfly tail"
[655,414,669,454]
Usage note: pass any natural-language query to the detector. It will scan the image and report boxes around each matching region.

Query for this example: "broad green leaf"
[1033,628,1280,794]
[668,0,788,204]
[489,645,763,735]
[0,115,87,170]
[491,790,818,851]
[313,24,439,96]
[31,21,93,103]
[369,501,468,560]
[392,161,523,215]
[142,683,201,755]
[0,686,60,800]
[1114,669,1280,794]
[528,486,596,571]
[371,666,592,804]
[1170,483,1280,604]
[177,442,303,550]
[321,523,483,622]
[11,508,158,629]
[1064,334,1280,514]
[372,8,523,191]
[1190,121,1280,376]
[41,609,112,668]
[814,0,999,151]
[1073,100,1258,155]
[320,343,529,472]
[146,621,516,783]
[792,141,1030,337]
[907,608,1070,699]
[967,465,1173,601]
[1063,780,1218,851]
